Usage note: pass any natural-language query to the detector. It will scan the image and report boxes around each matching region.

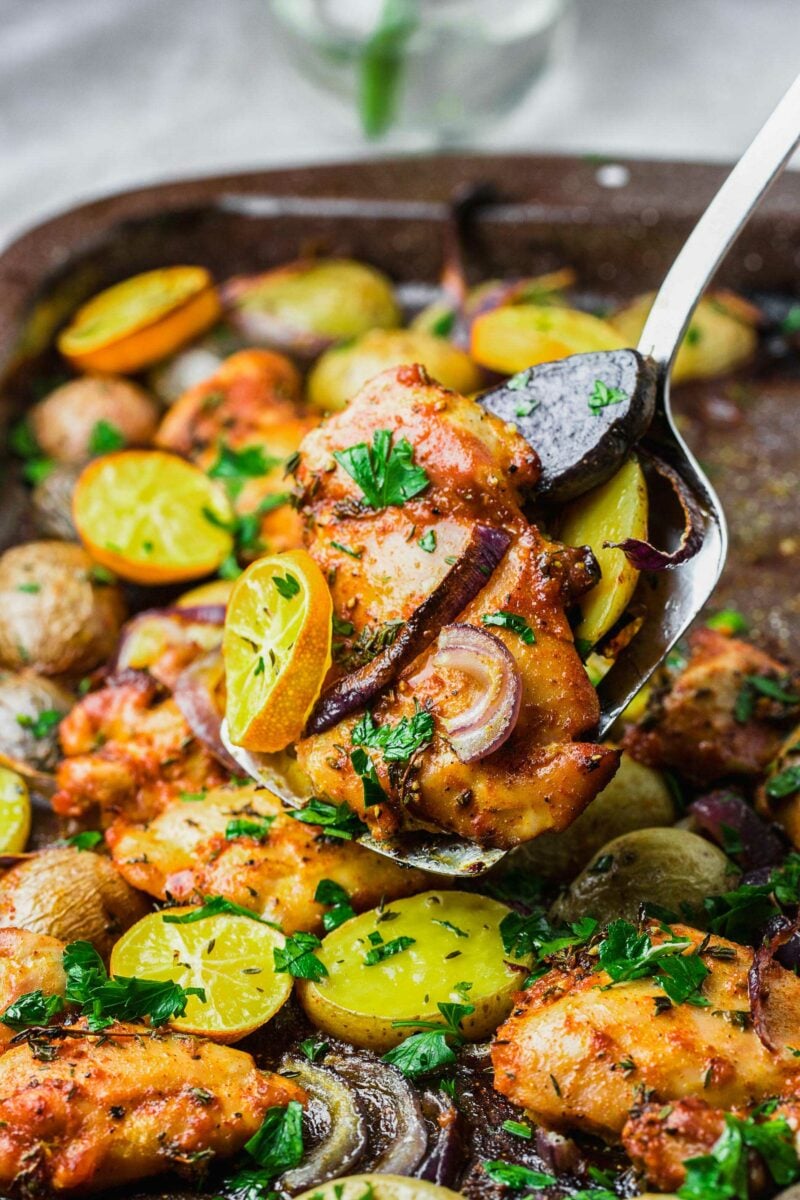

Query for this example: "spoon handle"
[638,71,800,374]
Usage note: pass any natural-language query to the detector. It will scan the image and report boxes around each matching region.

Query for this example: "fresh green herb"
[333,618,404,670]
[16,582,40,594]
[350,746,388,808]
[287,798,368,841]
[90,564,117,585]
[418,529,437,553]
[330,540,362,559]
[9,419,55,485]
[364,935,416,966]
[482,1161,556,1190]
[678,1112,800,1199]
[15,709,62,739]
[702,852,800,941]
[332,614,355,638]
[500,909,597,964]
[506,368,535,391]
[299,1037,329,1062]
[314,879,356,932]
[588,379,627,414]
[383,1001,474,1078]
[734,673,799,723]
[64,830,103,851]
[62,940,204,1031]
[432,919,468,938]
[208,442,281,498]
[352,705,434,764]
[357,0,418,138]
[162,895,281,930]
[334,428,429,510]
[481,610,536,646]
[429,309,456,338]
[598,920,709,1007]
[706,609,749,635]
[501,1119,532,1139]
[719,824,744,856]
[781,304,800,336]
[179,791,206,803]
[589,853,614,874]
[273,932,328,981]
[685,325,702,346]
[225,816,275,841]
[0,988,65,1030]
[274,572,300,600]
[244,1100,304,1176]
[767,764,800,799]
[515,398,539,418]
[88,419,125,455]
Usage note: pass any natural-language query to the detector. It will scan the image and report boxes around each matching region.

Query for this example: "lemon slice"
[223,550,332,752]
[73,450,234,584]
[110,907,291,1042]
[58,267,221,374]
[0,766,30,854]
[470,303,625,374]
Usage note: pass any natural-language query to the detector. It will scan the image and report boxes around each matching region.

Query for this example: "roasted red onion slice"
[173,650,241,774]
[278,1055,366,1190]
[305,524,511,736]
[605,453,704,570]
[326,1051,428,1176]
[689,791,787,871]
[748,915,800,1052]
[417,1089,462,1185]
[432,623,522,763]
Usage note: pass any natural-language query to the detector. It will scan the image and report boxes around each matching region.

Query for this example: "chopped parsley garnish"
[598,919,709,1007]
[330,540,362,559]
[500,908,597,965]
[781,304,800,336]
[64,830,103,851]
[16,582,40,594]
[15,709,62,739]
[363,935,416,966]
[62,940,204,1031]
[9,418,55,484]
[433,919,468,938]
[333,618,404,670]
[501,1119,532,1139]
[225,816,275,841]
[734,673,799,723]
[706,609,749,635]
[678,1112,800,1199]
[208,442,281,498]
[332,614,355,638]
[314,879,355,932]
[482,1161,556,1190]
[299,1036,329,1062]
[506,368,535,391]
[702,852,800,941]
[274,572,300,600]
[179,790,206,802]
[334,428,429,510]
[588,379,627,414]
[383,1000,474,1078]
[273,932,328,981]
[767,763,800,799]
[352,705,434,764]
[481,610,536,645]
[287,798,368,840]
[418,529,437,553]
[0,988,65,1030]
[162,895,281,930]
[243,1100,304,1177]
[88,419,125,455]
[515,398,539,417]
[350,747,388,808]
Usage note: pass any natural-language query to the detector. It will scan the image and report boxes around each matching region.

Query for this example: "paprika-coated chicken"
[295,366,618,847]
[492,923,800,1141]
[105,784,431,933]
[0,929,66,1052]
[0,1020,304,1193]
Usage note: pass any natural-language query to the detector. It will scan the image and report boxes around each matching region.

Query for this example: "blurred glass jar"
[268,0,574,142]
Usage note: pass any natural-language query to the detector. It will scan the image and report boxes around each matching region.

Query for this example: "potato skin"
[0,846,150,959]
[506,751,676,883]
[29,376,160,464]
[0,670,73,772]
[0,541,125,675]
[31,463,82,541]
[551,827,738,926]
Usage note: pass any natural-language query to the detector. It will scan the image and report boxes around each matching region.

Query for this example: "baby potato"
[559,455,648,648]
[0,670,73,773]
[225,258,400,356]
[0,541,125,675]
[298,891,531,1051]
[307,328,482,412]
[507,751,676,883]
[470,303,625,374]
[611,290,759,384]
[0,847,150,960]
[29,376,160,464]
[551,828,738,927]
[31,463,82,541]
[296,1177,462,1200]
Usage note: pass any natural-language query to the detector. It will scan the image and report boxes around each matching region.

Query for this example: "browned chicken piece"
[492,923,800,1141]
[0,1020,304,1193]
[294,366,618,848]
[106,784,431,933]
[156,348,318,554]
[757,721,800,847]
[0,929,66,1052]
[624,628,800,786]
[52,673,229,824]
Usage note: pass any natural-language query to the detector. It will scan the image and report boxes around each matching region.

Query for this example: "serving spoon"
[226,73,800,876]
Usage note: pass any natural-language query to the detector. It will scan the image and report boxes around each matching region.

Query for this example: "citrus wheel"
[470,303,625,374]
[223,550,332,752]
[109,906,292,1043]
[73,450,234,584]
[0,765,30,854]
[57,267,221,374]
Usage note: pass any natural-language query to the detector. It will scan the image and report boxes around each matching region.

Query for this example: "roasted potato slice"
[29,376,159,464]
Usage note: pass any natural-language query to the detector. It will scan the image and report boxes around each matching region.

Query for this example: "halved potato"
[298,890,531,1052]
[559,454,648,647]
[470,303,625,374]
[307,328,483,412]
[297,1177,463,1200]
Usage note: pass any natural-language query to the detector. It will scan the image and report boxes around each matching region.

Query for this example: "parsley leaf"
[734,673,799,723]
[274,572,300,600]
[352,704,434,764]
[287,798,368,840]
[706,609,749,636]
[598,919,709,1007]
[273,932,328,981]
[364,935,416,965]
[208,442,281,499]
[162,895,282,930]
[350,746,388,807]
[679,1112,800,1200]
[501,1119,532,1139]
[225,816,275,841]
[418,529,437,553]
[481,610,536,645]
[88,419,125,455]
[64,830,103,851]
[588,379,627,414]
[767,764,800,799]
[334,428,429,510]
[383,1000,474,1078]
[62,940,204,1031]
[482,1161,556,1190]
[244,1099,304,1176]
[0,988,65,1030]
[314,879,356,932]
[299,1036,329,1062]
[500,908,597,964]
[15,709,62,739]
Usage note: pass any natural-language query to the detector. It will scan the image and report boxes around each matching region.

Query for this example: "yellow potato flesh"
[297,1176,463,1200]
[470,303,625,374]
[560,455,648,647]
[298,890,531,1051]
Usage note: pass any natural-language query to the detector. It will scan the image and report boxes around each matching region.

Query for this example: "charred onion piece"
[417,1088,462,1186]
[605,452,704,570]
[326,1051,428,1176]
[279,1054,366,1190]
[748,915,800,1052]
[478,349,657,503]
[305,524,511,736]
[689,791,787,871]
[173,650,241,774]
[432,624,522,763]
